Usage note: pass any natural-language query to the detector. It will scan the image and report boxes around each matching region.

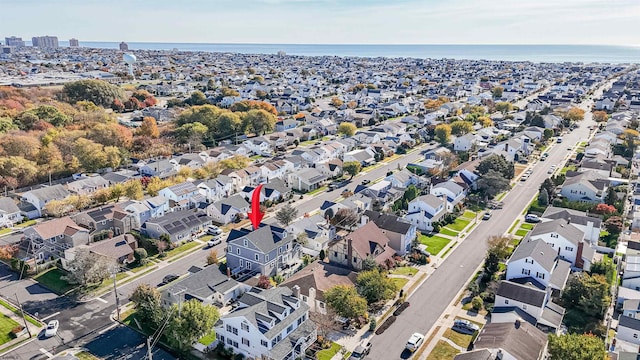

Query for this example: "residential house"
[281,261,357,314]
[173,153,206,170]
[138,158,178,179]
[287,168,327,192]
[21,184,70,217]
[505,239,571,294]
[212,287,317,360]
[0,197,21,227]
[458,321,548,360]
[102,169,139,185]
[362,210,416,255]
[287,214,334,256]
[424,147,452,162]
[196,175,235,202]
[406,194,447,232]
[527,219,595,271]
[430,180,465,211]
[384,169,422,190]
[226,224,298,277]
[316,159,343,179]
[493,280,565,333]
[343,148,376,166]
[244,137,273,156]
[560,170,608,204]
[72,234,137,264]
[453,133,477,152]
[142,210,212,243]
[158,181,200,210]
[328,221,396,270]
[161,265,249,308]
[622,256,640,291]
[207,194,250,225]
[616,315,640,348]
[73,205,134,239]
[66,175,110,196]
[454,160,481,191]
[22,216,90,262]
[541,206,602,246]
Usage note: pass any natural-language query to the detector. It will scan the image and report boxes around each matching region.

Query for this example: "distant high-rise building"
[5,36,25,47]
[119,41,129,51]
[32,36,59,48]
[2,47,13,54]
[69,38,79,47]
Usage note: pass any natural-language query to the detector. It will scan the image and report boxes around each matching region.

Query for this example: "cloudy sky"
[2,0,639,45]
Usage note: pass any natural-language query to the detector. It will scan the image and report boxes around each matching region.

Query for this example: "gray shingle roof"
[228,225,292,254]
[24,184,70,202]
[509,239,556,272]
[0,197,20,214]
[496,280,546,307]
[473,321,547,360]
[162,264,240,300]
[530,219,584,244]
[619,315,640,331]
[542,206,602,228]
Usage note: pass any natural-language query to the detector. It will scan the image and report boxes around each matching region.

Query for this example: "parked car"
[525,214,540,223]
[207,236,222,247]
[163,274,179,284]
[207,225,222,236]
[482,212,492,220]
[452,319,480,334]
[520,174,528,182]
[393,301,411,316]
[405,332,425,352]
[44,320,59,337]
[361,179,371,185]
[548,165,556,174]
[349,341,372,359]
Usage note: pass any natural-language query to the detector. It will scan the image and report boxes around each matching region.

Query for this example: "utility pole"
[113,273,121,320]
[146,337,153,360]
[14,294,32,337]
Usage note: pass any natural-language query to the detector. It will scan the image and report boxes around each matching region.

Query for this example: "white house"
[430,181,465,211]
[453,133,477,152]
[527,219,594,271]
[287,214,335,256]
[21,184,70,217]
[196,176,234,202]
[493,280,565,332]
[541,206,602,246]
[505,239,571,292]
[158,181,200,206]
[343,148,376,166]
[243,137,273,156]
[212,287,317,360]
[406,194,446,232]
[622,256,640,291]
[560,170,608,204]
[0,197,21,227]
[616,315,640,347]
[207,194,250,225]
[66,175,110,196]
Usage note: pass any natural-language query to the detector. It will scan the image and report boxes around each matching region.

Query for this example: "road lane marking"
[39,348,54,358]
[98,322,118,334]
[40,312,60,321]
[94,297,108,304]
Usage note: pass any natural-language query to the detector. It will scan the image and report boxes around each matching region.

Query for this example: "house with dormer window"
[527,219,594,271]
[21,216,90,262]
[505,239,571,294]
[405,194,447,232]
[211,287,317,360]
[327,221,396,271]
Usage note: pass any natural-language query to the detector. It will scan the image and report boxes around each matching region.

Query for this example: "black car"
[163,274,179,284]
[361,179,371,185]
[393,301,410,316]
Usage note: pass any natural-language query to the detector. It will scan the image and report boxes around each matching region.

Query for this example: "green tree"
[241,109,277,135]
[543,128,554,140]
[477,154,514,179]
[26,105,72,127]
[337,122,357,137]
[477,170,511,199]
[276,203,298,226]
[548,333,606,360]
[138,117,160,138]
[494,102,513,113]
[450,121,474,136]
[361,257,378,271]
[166,299,220,352]
[491,86,504,99]
[62,79,126,107]
[562,273,610,318]
[538,188,549,206]
[0,117,17,134]
[134,248,148,264]
[213,112,242,139]
[176,122,208,145]
[605,187,616,206]
[185,91,208,106]
[343,161,362,179]
[324,285,368,319]
[356,269,397,304]
[434,124,451,144]
[0,156,39,187]
[130,284,164,328]
[74,138,108,171]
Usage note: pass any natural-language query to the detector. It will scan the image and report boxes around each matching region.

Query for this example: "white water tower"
[123,53,136,78]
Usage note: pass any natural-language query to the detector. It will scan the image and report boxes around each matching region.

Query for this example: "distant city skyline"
[1,0,639,46]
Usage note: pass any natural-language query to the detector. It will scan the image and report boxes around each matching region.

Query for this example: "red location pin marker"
[247,184,264,230]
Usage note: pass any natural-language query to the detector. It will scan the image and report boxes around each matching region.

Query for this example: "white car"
[44,320,59,337]
[207,226,222,236]
[207,236,222,247]
[525,214,540,223]
[405,332,425,352]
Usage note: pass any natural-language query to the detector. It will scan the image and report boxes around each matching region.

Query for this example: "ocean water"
[61,42,640,64]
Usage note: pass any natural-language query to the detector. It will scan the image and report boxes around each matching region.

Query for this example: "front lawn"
[0,313,20,346]
[164,241,202,259]
[0,299,40,327]
[317,342,342,360]
[418,234,451,256]
[515,229,529,237]
[34,268,76,295]
[198,330,216,346]
[461,210,477,219]
[75,352,100,360]
[15,220,37,228]
[391,277,409,290]
[520,223,534,230]
[308,186,328,195]
[443,328,473,348]
[439,228,458,237]
[426,340,459,360]
[391,266,418,276]
[447,218,470,232]
[0,228,12,236]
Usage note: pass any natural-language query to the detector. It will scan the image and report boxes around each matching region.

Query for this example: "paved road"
[367,80,612,360]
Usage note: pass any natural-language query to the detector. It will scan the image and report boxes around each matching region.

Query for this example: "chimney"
[576,242,585,269]
[292,285,300,299]
[347,238,354,270]
[226,267,231,280]
[567,217,571,225]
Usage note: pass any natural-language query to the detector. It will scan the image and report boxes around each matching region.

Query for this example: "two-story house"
[362,210,416,255]
[328,221,396,270]
[281,261,357,314]
[73,205,134,240]
[458,321,548,360]
[0,197,21,227]
[506,239,571,295]
[21,184,70,217]
[66,175,110,196]
[138,158,178,179]
[406,194,447,232]
[195,175,234,202]
[212,287,317,360]
[527,219,595,271]
[158,181,200,210]
[72,233,138,265]
[430,180,465,211]
[560,170,609,203]
[541,206,602,246]
[287,168,327,193]
[207,194,250,225]
[226,225,299,277]
[142,210,212,243]
[244,137,273,156]
[161,265,249,308]
[22,216,90,262]
[287,214,335,256]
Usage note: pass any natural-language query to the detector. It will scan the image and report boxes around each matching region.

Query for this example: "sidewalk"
[0,299,41,354]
